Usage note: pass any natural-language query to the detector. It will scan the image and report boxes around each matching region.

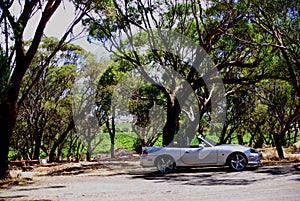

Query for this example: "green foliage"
[11,37,98,161]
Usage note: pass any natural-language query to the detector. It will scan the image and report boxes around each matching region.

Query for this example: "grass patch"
[92,132,139,154]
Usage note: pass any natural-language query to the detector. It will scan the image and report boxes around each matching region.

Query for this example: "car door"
[180,147,218,165]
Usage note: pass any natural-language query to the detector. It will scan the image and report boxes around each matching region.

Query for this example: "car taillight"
[141,150,148,157]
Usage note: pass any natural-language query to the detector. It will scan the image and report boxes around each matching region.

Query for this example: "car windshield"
[205,137,218,146]
[198,135,219,147]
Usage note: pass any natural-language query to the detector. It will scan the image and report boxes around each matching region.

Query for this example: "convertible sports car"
[140,135,261,173]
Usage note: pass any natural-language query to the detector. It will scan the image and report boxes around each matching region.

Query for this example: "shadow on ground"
[11,184,66,192]
[129,163,300,186]
[0,185,65,201]
[0,197,51,201]
[0,195,29,201]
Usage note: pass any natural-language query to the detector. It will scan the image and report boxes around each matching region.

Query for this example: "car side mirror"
[199,144,204,150]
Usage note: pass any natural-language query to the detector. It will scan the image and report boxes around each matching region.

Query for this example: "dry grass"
[259,147,300,164]
[24,161,108,176]
[0,177,33,189]
[0,161,107,188]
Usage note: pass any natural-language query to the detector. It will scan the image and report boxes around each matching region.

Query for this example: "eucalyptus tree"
[96,61,128,158]
[13,63,76,161]
[254,80,299,156]
[129,84,167,152]
[228,0,300,158]
[12,38,82,161]
[0,0,89,179]
[79,0,236,147]
[220,88,251,144]
[81,0,276,147]
[73,52,108,160]
[96,60,168,155]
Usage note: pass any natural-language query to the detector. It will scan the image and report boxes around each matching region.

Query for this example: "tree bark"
[86,151,91,161]
[237,134,243,145]
[274,134,285,159]
[162,94,181,146]
[33,135,42,160]
[0,100,17,179]
[106,117,116,158]
[110,144,115,159]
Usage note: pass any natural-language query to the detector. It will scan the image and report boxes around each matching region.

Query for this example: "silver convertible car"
[140,135,261,173]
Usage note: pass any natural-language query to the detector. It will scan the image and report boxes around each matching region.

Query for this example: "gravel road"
[1,161,300,201]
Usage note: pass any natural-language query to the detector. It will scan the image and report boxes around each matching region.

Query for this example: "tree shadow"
[255,163,300,176]
[130,166,263,186]
[0,195,28,200]
[12,185,66,192]
[130,163,300,186]
[0,195,52,201]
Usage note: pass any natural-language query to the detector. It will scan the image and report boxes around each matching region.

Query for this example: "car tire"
[228,153,248,171]
[155,155,175,174]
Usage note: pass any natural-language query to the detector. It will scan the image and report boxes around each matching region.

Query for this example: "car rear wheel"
[228,153,247,171]
[156,155,175,174]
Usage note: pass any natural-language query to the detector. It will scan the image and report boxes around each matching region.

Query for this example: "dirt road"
[1,160,300,201]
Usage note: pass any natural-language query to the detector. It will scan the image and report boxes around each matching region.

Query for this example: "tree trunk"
[33,132,42,160]
[110,143,115,158]
[86,151,91,161]
[237,134,243,145]
[249,135,254,147]
[0,101,17,179]
[106,117,116,158]
[274,134,285,159]
[57,147,62,161]
[181,121,199,147]
[254,136,264,148]
[75,141,83,162]
[294,122,298,143]
[49,119,74,162]
[162,94,180,146]
[0,56,27,179]
[219,122,228,144]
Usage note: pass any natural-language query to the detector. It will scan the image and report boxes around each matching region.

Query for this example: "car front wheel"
[228,153,247,171]
[156,155,175,174]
